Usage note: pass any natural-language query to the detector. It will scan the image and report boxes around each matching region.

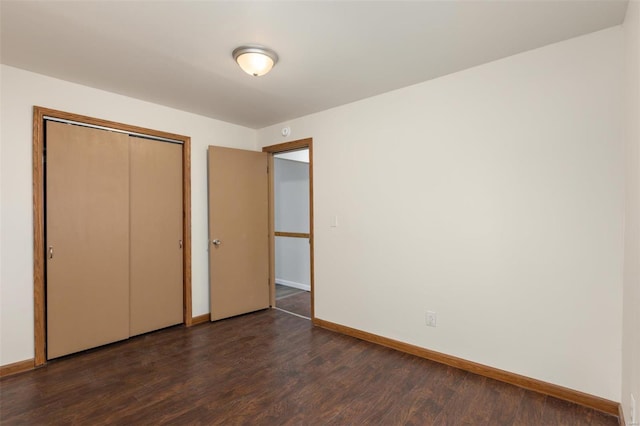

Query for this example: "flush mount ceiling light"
[232,45,278,77]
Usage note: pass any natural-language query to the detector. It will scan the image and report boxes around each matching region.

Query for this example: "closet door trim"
[45,116,184,145]
[33,106,193,367]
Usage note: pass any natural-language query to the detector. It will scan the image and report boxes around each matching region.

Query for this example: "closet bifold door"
[46,121,130,359]
[129,137,183,336]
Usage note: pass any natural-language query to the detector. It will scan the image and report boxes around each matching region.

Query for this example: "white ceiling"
[0,1,629,129]
[275,149,309,163]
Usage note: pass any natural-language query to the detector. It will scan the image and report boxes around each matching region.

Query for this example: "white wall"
[274,157,310,289]
[0,65,256,365]
[275,238,311,290]
[275,150,309,163]
[274,157,309,233]
[622,1,640,423]
[258,28,625,400]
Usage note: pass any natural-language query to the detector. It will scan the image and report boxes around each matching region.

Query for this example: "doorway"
[273,148,311,319]
[263,139,314,320]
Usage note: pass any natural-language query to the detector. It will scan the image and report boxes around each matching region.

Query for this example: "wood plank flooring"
[275,284,305,300]
[0,309,619,425]
[276,291,311,319]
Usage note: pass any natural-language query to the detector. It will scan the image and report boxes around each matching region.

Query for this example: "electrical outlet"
[631,393,637,425]
[426,311,437,327]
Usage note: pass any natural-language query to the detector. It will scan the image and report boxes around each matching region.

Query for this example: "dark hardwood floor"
[0,309,619,425]
[276,291,311,319]
[275,284,305,300]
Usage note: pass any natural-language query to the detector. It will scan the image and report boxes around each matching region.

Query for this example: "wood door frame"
[262,138,314,319]
[32,106,192,367]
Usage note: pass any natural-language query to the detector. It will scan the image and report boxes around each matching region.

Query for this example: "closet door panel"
[46,121,130,359]
[129,138,183,336]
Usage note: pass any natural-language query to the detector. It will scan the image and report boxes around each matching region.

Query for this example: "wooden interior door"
[46,121,130,359]
[208,146,269,321]
[129,137,183,336]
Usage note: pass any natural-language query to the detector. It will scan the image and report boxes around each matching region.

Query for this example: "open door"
[208,146,270,321]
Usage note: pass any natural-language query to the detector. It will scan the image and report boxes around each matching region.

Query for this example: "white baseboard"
[275,279,310,292]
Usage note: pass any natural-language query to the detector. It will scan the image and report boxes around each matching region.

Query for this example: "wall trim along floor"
[0,358,35,378]
[2,314,212,377]
[191,314,210,325]
[619,403,627,426]
[313,317,620,417]
[275,279,310,292]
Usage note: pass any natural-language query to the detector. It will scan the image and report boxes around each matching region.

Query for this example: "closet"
[45,120,183,359]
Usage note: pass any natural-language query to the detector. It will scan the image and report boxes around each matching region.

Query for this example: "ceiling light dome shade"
[233,45,278,77]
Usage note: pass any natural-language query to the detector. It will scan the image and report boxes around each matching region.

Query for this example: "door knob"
[212,239,221,246]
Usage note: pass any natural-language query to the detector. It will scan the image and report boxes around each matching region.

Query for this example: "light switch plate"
[426,311,437,327]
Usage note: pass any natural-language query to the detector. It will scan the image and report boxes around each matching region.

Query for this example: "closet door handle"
[179,240,183,249]
[49,246,54,259]
[212,239,221,246]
